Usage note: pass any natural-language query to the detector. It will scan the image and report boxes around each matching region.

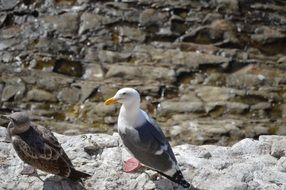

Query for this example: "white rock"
[1,127,286,190]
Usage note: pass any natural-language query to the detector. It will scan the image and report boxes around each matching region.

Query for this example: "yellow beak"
[104,97,118,105]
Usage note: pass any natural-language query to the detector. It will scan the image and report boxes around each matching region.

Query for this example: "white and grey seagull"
[105,87,193,189]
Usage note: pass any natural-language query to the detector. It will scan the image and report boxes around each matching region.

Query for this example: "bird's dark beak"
[1,114,11,120]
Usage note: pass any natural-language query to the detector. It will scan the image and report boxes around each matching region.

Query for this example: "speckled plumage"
[6,112,91,181]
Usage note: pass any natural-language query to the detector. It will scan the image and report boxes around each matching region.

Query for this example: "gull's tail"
[158,170,196,189]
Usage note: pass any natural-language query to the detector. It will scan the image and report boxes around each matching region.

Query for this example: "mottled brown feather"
[32,124,73,166]
[12,132,71,177]
[11,124,90,181]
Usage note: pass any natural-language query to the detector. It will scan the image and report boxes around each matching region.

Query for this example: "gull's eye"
[122,92,127,95]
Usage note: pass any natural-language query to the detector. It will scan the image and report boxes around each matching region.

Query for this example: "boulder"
[1,127,286,190]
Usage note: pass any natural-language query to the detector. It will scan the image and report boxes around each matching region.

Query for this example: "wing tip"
[69,168,92,181]
[173,170,191,188]
[160,170,195,189]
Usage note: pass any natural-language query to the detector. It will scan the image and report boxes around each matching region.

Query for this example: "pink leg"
[123,158,142,173]
[21,165,44,182]
[21,165,37,175]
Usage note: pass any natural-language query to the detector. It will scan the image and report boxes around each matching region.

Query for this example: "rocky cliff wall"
[0,0,286,145]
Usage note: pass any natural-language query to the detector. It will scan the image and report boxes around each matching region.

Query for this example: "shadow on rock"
[155,178,183,190]
[155,178,200,190]
[43,176,85,190]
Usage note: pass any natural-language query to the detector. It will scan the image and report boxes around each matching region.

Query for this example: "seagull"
[4,112,91,182]
[105,88,192,188]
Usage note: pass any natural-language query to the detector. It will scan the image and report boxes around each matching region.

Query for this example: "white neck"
[120,103,139,121]
[118,101,147,128]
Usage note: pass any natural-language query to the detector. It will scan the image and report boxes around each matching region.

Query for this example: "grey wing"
[121,113,178,173]
[141,112,177,161]
[146,115,167,144]
[33,125,73,166]
[136,119,177,161]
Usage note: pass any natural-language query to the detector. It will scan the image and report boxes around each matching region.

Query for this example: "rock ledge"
[0,127,286,190]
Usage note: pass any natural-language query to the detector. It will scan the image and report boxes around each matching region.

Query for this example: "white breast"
[118,107,147,134]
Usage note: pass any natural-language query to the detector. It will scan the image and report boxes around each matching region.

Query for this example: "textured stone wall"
[0,0,286,145]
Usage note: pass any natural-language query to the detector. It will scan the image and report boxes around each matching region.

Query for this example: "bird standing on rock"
[105,88,194,189]
[5,112,91,182]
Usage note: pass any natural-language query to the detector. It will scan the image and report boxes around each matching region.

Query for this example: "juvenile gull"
[5,112,91,181]
[105,88,192,188]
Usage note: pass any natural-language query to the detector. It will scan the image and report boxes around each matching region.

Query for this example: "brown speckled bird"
[5,112,91,181]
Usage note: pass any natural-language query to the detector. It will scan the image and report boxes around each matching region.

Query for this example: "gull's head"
[104,88,140,107]
[4,112,31,135]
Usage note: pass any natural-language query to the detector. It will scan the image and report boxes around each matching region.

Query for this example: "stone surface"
[79,13,107,35]
[26,89,57,102]
[1,127,286,190]
[106,65,176,82]
[0,1,285,189]
[1,83,26,101]
[0,0,286,147]
[57,87,81,104]
[42,14,80,36]
[158,101,204,115]
[195,86,238,102]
